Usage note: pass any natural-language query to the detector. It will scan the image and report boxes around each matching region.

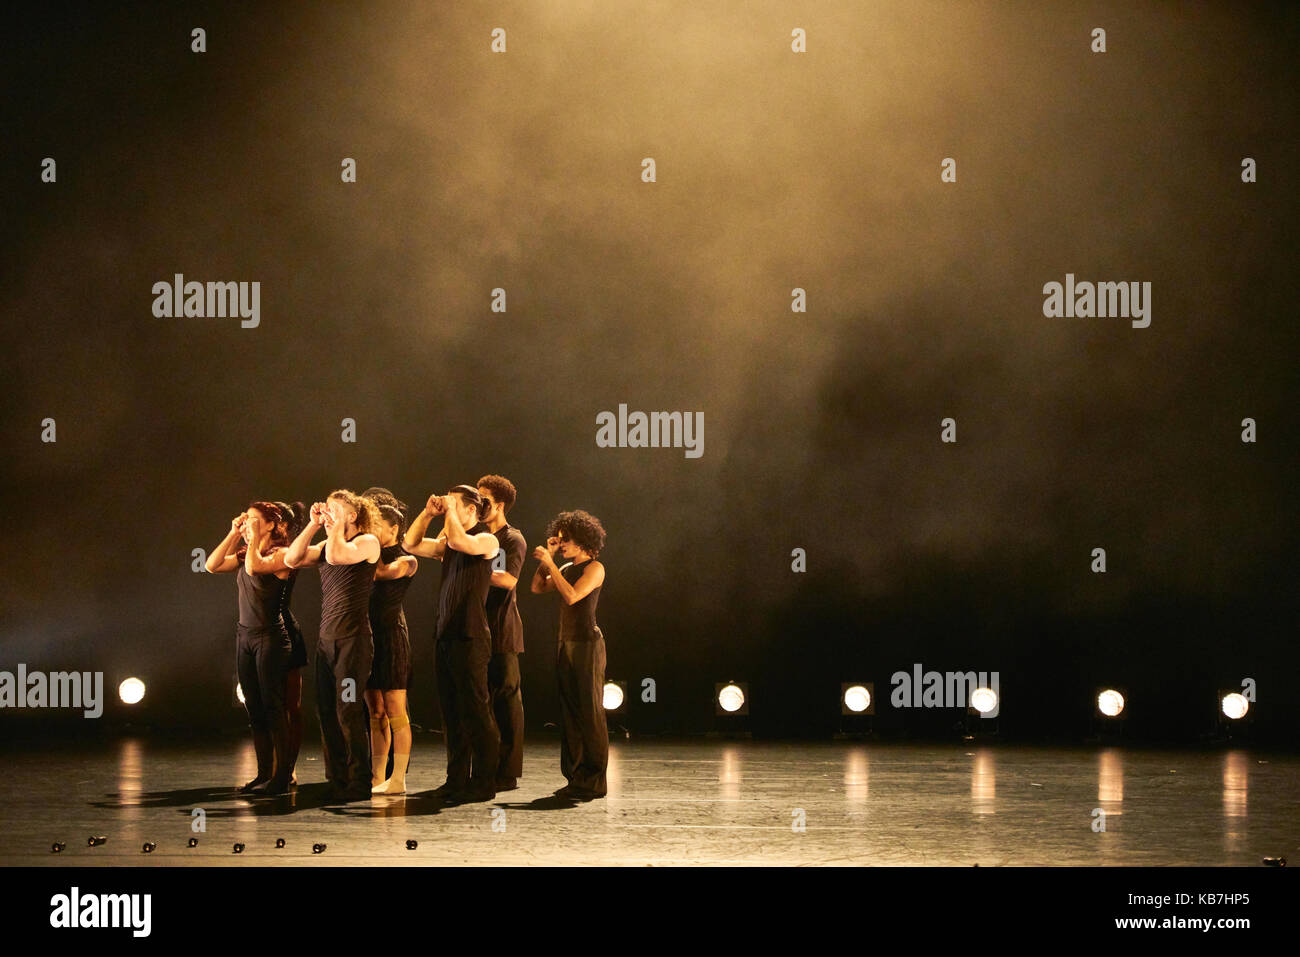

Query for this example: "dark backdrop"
[3,1,1297,744]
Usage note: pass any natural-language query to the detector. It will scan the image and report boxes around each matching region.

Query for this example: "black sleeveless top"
[370,543,412,636]
[319,531,377,642]
[558,559,602,642]
[236,560,288,630]
[435,522,494,641]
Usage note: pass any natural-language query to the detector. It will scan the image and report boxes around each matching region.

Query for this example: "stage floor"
[3,735,1295,866]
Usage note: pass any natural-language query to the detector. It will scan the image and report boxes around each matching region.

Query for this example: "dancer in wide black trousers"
[531,510,608,801]
[285,490,381,801]
[405,484,501,802]
[206,501,295,795]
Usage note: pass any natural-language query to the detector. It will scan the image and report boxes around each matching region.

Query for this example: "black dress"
[368,542,413,690]
[280,568,308,669]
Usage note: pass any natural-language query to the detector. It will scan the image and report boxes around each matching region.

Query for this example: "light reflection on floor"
[3,736,1296,865]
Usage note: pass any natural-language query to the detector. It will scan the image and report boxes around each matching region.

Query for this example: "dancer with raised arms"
[285,490,381,801]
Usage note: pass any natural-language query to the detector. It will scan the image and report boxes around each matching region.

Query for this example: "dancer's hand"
[309,502,327,525]
[533,545,554,565]
[231,513,247,534]
[426,494,446,516]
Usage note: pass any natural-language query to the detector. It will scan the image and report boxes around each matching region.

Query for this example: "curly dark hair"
[476,474,517,513]
[545,510,606,558]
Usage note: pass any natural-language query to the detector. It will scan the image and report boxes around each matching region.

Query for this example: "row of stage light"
[112,677,1255,723]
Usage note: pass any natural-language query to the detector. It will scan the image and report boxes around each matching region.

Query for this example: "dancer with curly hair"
[531,510,608,801]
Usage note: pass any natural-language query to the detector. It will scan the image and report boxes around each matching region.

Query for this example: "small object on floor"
[87,835,107,847]
[406,839,418,850]
[51,842,66,853]
[275,838,286,848]
[312,843,326,854]
[1263,856,1286,867]
[187,838,198,848]
[232,843,244,854]
[142,842,155,853]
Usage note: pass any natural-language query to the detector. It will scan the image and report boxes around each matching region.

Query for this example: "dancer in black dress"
[285,490,381,801]
[404,485,501,802]
[272,501,308,786]
[530,510,608,801]
[363,494,417,794]
[477,474,528,791]
[205,501,295,795]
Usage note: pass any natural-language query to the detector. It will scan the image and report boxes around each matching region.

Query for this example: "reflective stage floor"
[3,735,1295,866]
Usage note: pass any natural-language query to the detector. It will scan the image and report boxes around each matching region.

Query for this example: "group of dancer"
[205,476,610,802]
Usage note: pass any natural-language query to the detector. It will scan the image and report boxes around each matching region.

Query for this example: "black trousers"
[488,651,524,779]
[435,635,500,790]
[236,624,291,776]
[315,633,373,790]
[557,635,608,795]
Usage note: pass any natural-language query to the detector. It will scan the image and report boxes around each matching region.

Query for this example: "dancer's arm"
[491,530,526,591]
[284,503,326,568]
[244,512,291,574]
[375,554,417,581]
[543,555,603,606]
[205,514,246,573]
[529,537,561,593]
[403,494,448,559]
[443,495,499,558]
[324,514,380,565]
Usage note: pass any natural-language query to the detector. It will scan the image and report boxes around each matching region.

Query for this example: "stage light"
[406,839,418,850]
[51,842,66,853]
[603,681,626,711]
[142,842,155,853]
[1097,689,1125,717]
[1221,693,1249,720]
[233,843,245,854]
[87,835,106,847]
[843,684,871,713]
[275,838,286,849]
[118,677,145,704]
[970,687,998,715]
[187,838,198,848]
[717,683,746,714]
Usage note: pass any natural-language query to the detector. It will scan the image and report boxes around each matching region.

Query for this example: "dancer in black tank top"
[205,502,295,795]
[285,490,381,801]
[404,484,501,802]
[531,510,608,800]
[272,501,309,786]
[363,495,418,794]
